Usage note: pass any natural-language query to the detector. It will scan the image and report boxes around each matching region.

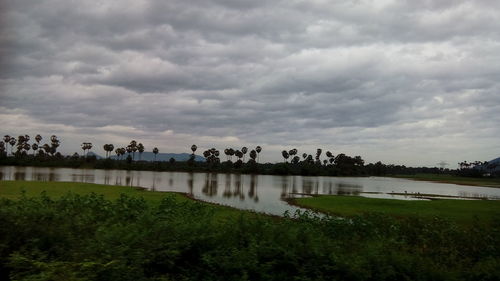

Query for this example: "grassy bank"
[0,180,243,219]
[394,173,500,188]
[292,195,500,226]
[1,181,499,280]
[0,180,178,202]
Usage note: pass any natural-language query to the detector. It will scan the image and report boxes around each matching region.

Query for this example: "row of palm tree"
[2,134,362,168]
[279,148,364,167]
[458,160,488,170]
[2,134,59,156]
[198,145,262,164]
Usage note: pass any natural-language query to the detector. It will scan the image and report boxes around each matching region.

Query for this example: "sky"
[1,0,499,167]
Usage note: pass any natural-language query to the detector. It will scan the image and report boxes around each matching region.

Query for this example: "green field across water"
[292,195,500,226]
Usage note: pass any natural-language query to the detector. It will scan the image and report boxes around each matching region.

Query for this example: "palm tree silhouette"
[0,141,5,156]
[241,147,248,162]
[255,146,262,163]
[281,150,289,163]
[129,140,137,160]
[9,138,16,155]
[81,142,92,158]
[153,147,159,161]
[137,143,145,160]
[3,135,10,156]
[103,144,114,158]
[50,135,60,155]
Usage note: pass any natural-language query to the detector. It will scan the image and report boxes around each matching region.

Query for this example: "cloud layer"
[1,0,499,166]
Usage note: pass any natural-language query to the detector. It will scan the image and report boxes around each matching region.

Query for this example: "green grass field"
[293,195,500,225]
[0,180,244,219]
[394,173,500,188]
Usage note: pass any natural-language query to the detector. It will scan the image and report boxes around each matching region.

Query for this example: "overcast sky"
[1,0,499,167]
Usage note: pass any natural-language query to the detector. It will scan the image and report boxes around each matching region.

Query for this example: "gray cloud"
[1,0,499,166]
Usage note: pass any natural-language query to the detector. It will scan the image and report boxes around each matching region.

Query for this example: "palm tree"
[228,148,235,162]
[23,143,30,155]
[32,143,38,155]
[137,143,145,160]
[103,144,114,158]
[255,146,262,163]
[235,150,243,162]
[81,142,92,157]
[15,135,26,155]
[281,150,289,163]
[9,137,16,155]
[249,150,257,163]
[315,148,322,163]
[153,147,159,161]
[129,140,137,160]
[115,148,121,160]
[191,144,197,155]
[241,147,248,162]
[50,135,60,155]
[42,144,51,154]
[0,141,5,156]
[3,135,10,156]
[126,146,133,159]
[81,143,86,157]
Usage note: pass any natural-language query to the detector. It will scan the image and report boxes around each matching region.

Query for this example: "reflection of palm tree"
[187,172,194,195]
[223,174,232,198]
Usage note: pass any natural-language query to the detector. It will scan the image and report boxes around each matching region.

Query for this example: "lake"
[1,166,499,216]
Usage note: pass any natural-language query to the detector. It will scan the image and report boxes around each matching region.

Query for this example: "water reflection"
[202,173,218,197]
[1,166,499,215]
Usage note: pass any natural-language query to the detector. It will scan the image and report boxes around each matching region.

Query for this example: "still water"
[1,166,499,216]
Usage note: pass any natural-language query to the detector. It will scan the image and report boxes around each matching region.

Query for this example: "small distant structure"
[437,161,449,169]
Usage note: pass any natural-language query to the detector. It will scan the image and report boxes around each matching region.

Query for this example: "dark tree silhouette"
[81,142,92,158]
[241,147,248,162]
[255,146,262,163]
[282,150,289,163]
[153,147,159,161]
[137,143,145,160]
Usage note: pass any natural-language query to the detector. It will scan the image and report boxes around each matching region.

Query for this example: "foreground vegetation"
[0,181,499,280]
[292,195,500,226]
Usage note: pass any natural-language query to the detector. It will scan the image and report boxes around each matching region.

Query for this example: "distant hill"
[109,152,205,162]
[486,157,500,171]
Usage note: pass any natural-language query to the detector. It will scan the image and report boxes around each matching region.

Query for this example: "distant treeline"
[1,153,498,178]
[1,133,497,177]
